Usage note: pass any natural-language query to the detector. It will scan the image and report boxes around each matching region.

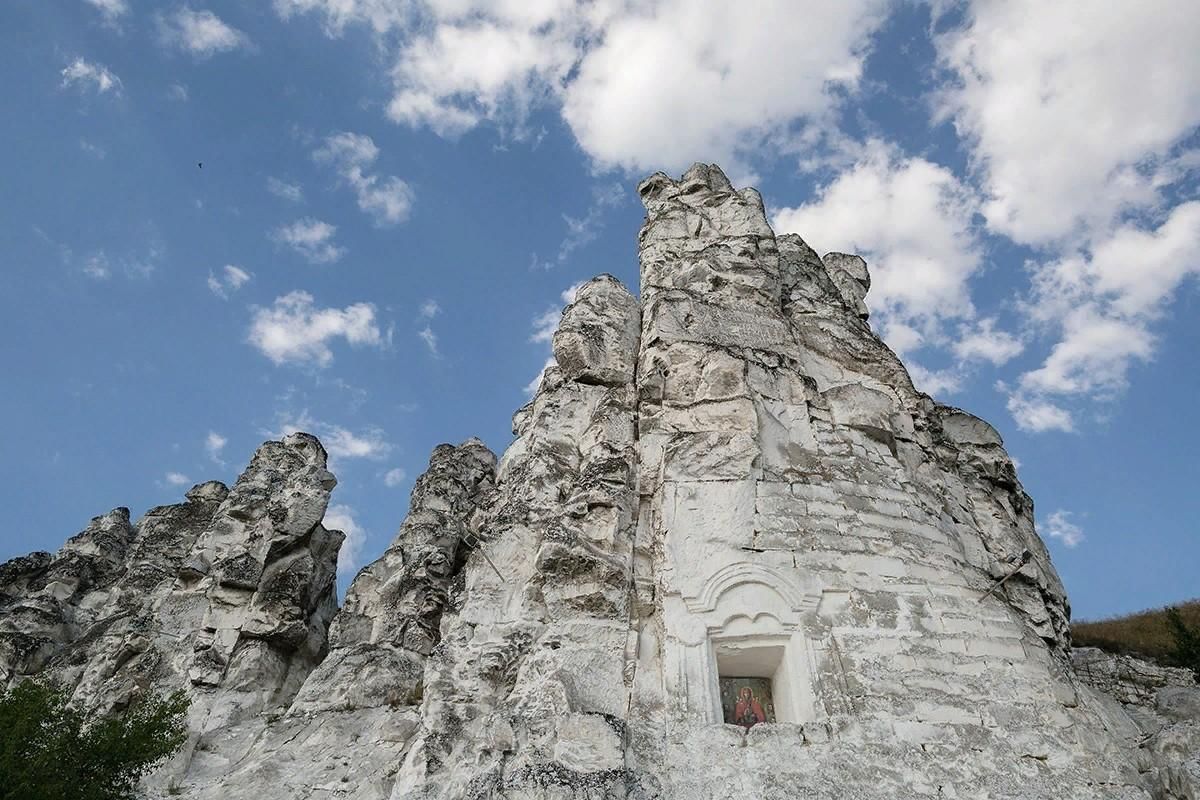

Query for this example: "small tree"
[0,680,190,800]
[1165,606,1200,683]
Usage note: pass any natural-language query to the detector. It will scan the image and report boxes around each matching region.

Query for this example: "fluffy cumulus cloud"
[1042,510,1085,548]
[272,218,345,264]
[248,291,382,366]
[164,471,190,487]
[61,58,122,94]
[929,1,1200,429]
[277,0,889,173]
[773,140,1005,396]
[1008,202,1200,431]
[313,132,413,225]
[207,264,252,298]
[935,0,1200,247]
[322,502,367,580]
[775,141,983,338]
[158,8,252,58]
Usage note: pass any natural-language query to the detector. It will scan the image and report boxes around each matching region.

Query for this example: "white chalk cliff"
[2,165,1197,798]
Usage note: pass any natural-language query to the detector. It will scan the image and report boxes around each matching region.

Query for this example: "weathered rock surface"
[2,165,1197,798]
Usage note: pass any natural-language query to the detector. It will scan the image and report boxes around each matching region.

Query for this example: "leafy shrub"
[0,680,189,800]
[1165,606,1200,682]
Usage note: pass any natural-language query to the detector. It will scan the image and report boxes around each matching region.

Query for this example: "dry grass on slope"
[1072,599,1200,662]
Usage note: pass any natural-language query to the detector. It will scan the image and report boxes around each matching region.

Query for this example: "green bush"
[1165,606,1200,683]
[0,680,189,800]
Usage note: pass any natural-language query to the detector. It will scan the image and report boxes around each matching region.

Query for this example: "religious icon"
[720,677,776,729]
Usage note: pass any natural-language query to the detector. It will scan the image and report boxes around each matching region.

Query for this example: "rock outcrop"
[2,165,1197,799]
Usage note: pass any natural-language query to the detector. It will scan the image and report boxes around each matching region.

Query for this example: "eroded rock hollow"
[3,165,1197,799]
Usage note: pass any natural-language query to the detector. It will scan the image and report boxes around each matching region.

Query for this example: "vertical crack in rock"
[1,165,1196,799]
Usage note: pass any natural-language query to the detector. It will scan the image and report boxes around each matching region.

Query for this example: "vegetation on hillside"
[0,679,190,800]
[1073,599,1200,679]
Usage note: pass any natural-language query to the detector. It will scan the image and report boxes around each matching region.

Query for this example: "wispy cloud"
[79,245,162,280]
[248,291,381,366]
[84,0,129,22]
[267,177,304,203]
[61,58,122,95]
[272,218,345,264]
[524,282,584,395]
[382,467,407,487]
[417,299,440,320]
[271,411,391,464]
[312,132,413,226]
[417,326,438,357]
[158,8,252,58]
[205,431,227,465]
[1043,509,1085,548]
[207,264,252,298]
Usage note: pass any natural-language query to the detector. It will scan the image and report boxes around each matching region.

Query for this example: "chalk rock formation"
[2,164,1197,799]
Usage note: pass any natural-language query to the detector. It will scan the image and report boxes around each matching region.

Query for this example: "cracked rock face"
[2,165,1196,799]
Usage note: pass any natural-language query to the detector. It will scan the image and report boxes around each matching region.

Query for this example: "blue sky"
[1,0,1197,620]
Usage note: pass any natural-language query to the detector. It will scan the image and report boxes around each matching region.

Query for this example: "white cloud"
[205,431,227,464]
[554,183,624,266]
[906,364,963,398]
[952,318,1024,365]
[158,8,252,58]
[524,281,585,393]
[83,254,111,280]
[267,177,304,203]
[84,0,128,21]
[417,325,438,356]
[207,264,252,298]
[79,139,106,159]
[165,471,190,487]
[248,291,382,366]
[272,411,391,465]
[1009,202,1200,428]
[279,0,890,173]
[167,83,189,102]
[1020,307,1155,399]
[382,467,407,487]
[774,140,983,352]
[529,307,561,346]
[273,0,408,34]
[1006,392,1075,434]
[313,132,413,225]
[934,0,1200,246]
[1043,509,1085,548]
[323,502,367,580]
[272,218,345,264]
[79,246,162,280]
[61,58,122,94]
[418,299,440,319]
[530,281,584,345]
[524,356,556,398]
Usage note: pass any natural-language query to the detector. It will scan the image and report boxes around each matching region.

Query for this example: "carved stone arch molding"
[670,559,828,727]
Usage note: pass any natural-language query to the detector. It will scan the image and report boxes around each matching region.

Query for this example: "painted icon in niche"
[720,677,775,729]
